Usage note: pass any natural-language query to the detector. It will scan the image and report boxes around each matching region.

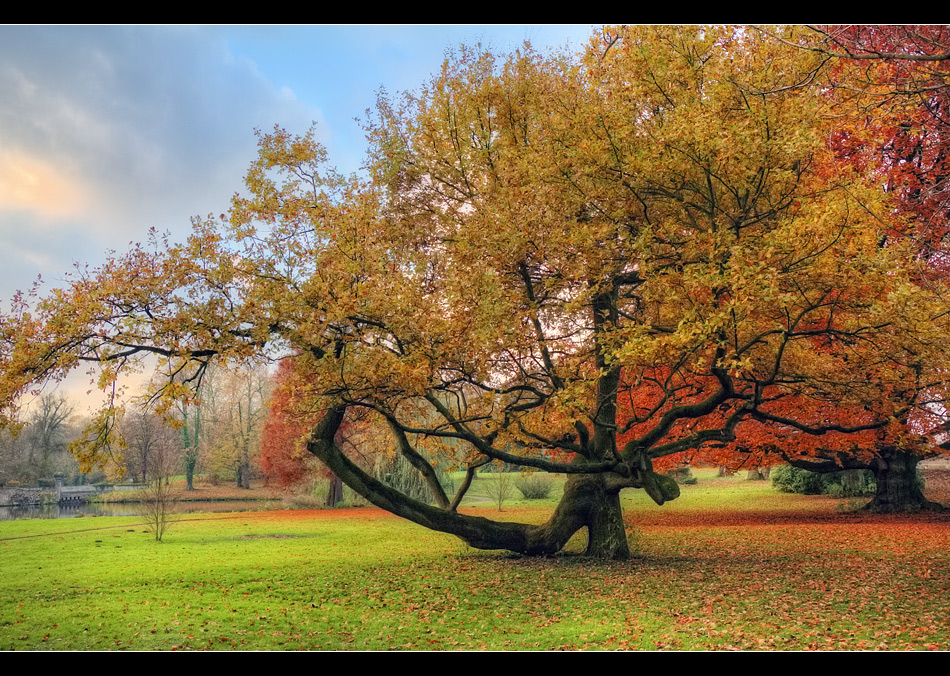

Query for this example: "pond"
[0,500,274,521]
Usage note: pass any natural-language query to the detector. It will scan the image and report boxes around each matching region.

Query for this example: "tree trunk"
[185,462,195,491]
[583,486,630,559]
[530,473,631,559]
[326,474,344,507]
[179,414,200,492]
[240,443,251,489]
[866,448,945,513]
[183,442,198,491]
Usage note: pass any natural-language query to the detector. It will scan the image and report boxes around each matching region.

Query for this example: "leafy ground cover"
[2,471,948,650]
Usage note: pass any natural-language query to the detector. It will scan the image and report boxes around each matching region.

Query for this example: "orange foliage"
[616,362,949,475]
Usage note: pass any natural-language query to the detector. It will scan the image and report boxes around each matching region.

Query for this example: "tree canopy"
[2,26,950,558]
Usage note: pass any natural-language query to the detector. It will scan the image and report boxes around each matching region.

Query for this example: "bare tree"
[22,394,75,484]
[122,409,179,484]
[135,413,182,541]
[482,463,516,512]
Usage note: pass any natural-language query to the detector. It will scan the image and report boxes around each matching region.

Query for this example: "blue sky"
[0,25,597,306]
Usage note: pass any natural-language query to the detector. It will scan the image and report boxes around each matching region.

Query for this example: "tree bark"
[582,482,630,559]
[866,448,945,513]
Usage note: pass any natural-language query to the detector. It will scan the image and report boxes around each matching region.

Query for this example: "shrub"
[828,470,877,497]
[771,465,823,494]
[667,466,697,485]
[771,465,876,497]
[342,485,372,507]
[516,475,554,499]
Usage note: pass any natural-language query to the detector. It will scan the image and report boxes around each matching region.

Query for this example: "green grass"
[2,475,949,650]
[459,468,817,514]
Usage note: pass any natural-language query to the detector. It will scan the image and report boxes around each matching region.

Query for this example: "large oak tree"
[3,26,950,558]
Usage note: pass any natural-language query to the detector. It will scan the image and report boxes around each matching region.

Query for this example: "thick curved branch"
[423,393,617,474]
[621,357,736,459]
[307,404,605,555]
[748,408,891,436]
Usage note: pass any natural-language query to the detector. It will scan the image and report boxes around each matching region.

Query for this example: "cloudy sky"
[0,25,596,306]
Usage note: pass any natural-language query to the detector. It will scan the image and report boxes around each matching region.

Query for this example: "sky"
[0,25,597,409]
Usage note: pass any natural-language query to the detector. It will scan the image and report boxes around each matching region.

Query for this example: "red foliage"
[615,368,733,472]
[259,358,322,489]
[822,26,950,266]
[260,357,362,496]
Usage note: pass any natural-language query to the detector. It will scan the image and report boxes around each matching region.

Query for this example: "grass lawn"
[2,470,949,650]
